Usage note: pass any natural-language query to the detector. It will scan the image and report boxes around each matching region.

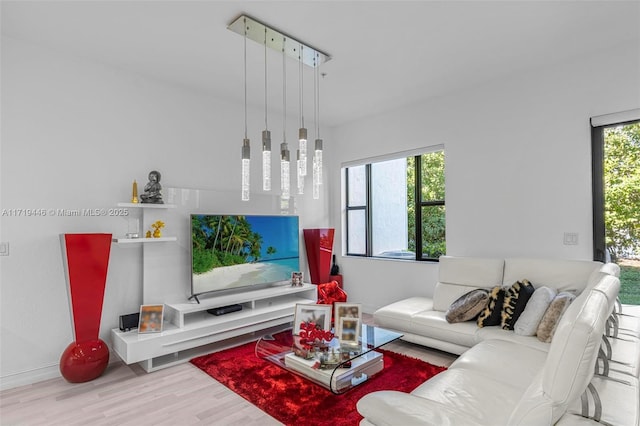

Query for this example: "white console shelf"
[111,283,316,372]
[112,236,177,244]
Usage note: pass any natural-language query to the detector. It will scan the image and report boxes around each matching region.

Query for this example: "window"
[344,147,445,261]
[591,110,639,306]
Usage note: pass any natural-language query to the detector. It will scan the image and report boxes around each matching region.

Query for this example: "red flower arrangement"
[299,321,334,346]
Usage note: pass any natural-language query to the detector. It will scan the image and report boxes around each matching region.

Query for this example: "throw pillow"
[501,280,535,330]
[536,292,576,343]
[477,286,505,327]
[445,289,489,323]
[514,286,557,336]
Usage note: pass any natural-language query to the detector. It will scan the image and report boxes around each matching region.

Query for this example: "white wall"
[329,41,640,312]
[0,36,329,388]
[2,33,638,389]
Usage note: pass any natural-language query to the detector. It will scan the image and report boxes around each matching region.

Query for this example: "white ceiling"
[2,1,639,127]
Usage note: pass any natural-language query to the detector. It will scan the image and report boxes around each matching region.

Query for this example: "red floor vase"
[59,233,112,383]
[303,228,335,284]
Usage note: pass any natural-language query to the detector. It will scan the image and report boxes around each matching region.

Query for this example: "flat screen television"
[190,214,300,301]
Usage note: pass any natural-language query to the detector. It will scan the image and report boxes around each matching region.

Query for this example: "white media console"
[111,283,317,372]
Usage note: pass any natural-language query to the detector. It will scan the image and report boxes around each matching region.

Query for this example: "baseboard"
[0,349,121,391]
[0,363,60,391]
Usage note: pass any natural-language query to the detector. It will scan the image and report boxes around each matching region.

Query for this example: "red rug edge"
[190,341,448,426]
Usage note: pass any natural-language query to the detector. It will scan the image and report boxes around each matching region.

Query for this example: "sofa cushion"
[514,286,557,336]
[477,286,505,327]
[445,289,489,323]
[373,297,434,332]
[448,339,548,388]
[475,326,552,352]
[410,368,525,426]
[537,292,576,342]
[411,310,478,347]
[542,288,614,424]
[433,256,504,312]
[357,391,486,426]
[501,279,535,330]
[503,258,601,294]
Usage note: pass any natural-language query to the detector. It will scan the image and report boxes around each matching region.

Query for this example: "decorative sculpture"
[59,233,112,383]
[140,170,163,204]
[151,220,165,238]
[131,180,138,203]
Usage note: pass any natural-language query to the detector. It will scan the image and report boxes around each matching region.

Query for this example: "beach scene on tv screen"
[191,215,299,294]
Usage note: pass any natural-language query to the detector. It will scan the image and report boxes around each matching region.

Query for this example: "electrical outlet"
[0,242,9,256]
[563,233,579,245]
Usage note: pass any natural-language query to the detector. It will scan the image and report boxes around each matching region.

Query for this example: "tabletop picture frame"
[293,303,332,335]
[334,302,362,337]
[339,317,361,347]
[138,304,164,334]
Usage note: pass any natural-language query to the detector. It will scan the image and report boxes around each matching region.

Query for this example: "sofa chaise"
[358,256,640,425]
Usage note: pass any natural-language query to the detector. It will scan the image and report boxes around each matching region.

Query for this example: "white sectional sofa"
[358,256,640,425]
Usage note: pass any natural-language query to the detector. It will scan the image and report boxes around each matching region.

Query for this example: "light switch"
[563,233,578,245]
[0,242,9,256]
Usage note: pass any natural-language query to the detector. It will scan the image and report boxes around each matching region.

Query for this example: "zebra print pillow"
[501,279,535,330]
[477,286,505,327]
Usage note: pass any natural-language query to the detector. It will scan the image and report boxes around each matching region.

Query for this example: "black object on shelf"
[207,304,243,316]
[119,312,140,332]
[330,255,340,275]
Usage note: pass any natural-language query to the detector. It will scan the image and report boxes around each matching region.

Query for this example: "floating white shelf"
[111,283,317,372]
[112,237,177,244]
[117,203,176,209]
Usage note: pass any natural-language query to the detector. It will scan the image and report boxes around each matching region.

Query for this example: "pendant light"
[298,44,308,179]
[262,27,271,192]
[241,17,250,201]
[280,37,290,200]
[313,52,323,200]
[297,149,304,195]
[227,15,330,201]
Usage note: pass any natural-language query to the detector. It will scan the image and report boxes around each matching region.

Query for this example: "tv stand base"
[110,283,316,372]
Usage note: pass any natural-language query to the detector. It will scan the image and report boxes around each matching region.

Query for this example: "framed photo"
[291,271,303,287]
[293,303,332,335]
[339,317,361,347]
[138,304,164,333]
[334,302,362,337]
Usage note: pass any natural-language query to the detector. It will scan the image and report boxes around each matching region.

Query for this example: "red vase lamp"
[60,233,112,383]
[303,228,335,284]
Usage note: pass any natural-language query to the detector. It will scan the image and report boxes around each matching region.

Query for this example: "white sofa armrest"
[356,391,484,426]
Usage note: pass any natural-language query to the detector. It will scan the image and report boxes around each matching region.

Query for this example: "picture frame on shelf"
[339,317,361,347]
[138,304,164,333]
[291,271,303,287]
[293,303,332,335]
[334,302,362,337]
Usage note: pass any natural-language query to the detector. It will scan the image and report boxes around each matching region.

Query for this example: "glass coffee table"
[255,324,402,394]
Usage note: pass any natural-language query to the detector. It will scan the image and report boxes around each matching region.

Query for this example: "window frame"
[344,147,445,261]
[591,115,640,262]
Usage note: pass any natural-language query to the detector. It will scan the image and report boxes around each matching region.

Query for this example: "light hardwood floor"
[0,316,456,426]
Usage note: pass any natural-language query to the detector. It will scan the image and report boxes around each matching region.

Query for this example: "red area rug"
[190,339,446,426]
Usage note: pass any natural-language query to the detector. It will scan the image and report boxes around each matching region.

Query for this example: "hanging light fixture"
[297,149,304,195]
[262,27,271,192]
[313,52,323,200]
[241,17,250,201]
[298,44,308,180]
[227,15,330,200]
[280,36,290,200]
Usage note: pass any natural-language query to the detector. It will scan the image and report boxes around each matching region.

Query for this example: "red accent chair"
[317,281,347,325]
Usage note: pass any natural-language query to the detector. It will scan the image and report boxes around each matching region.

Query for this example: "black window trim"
[344,150,445,262]
[591,116,640,262]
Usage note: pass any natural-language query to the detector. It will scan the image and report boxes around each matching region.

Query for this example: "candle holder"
[126,218,140,239]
